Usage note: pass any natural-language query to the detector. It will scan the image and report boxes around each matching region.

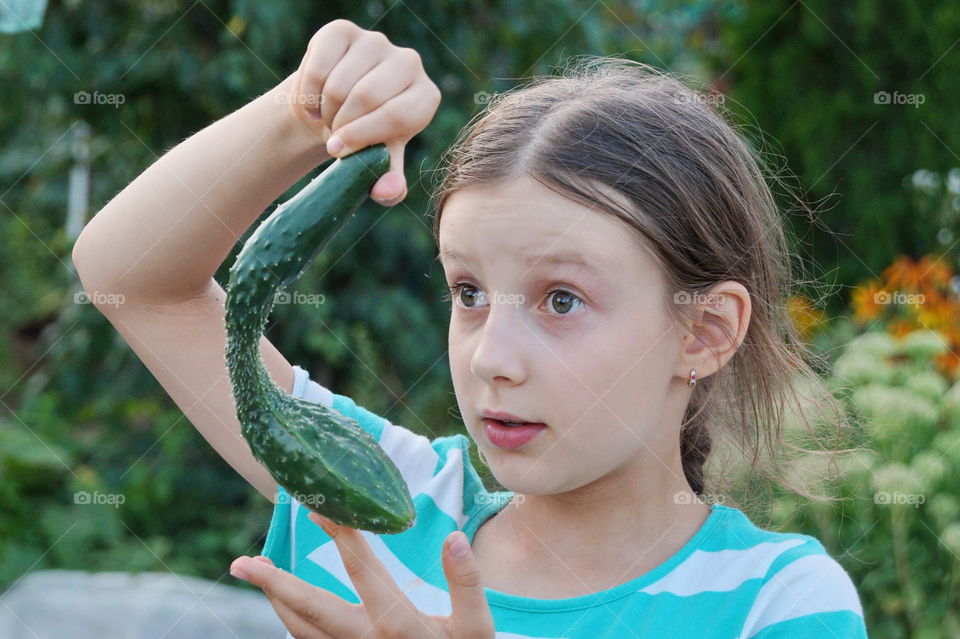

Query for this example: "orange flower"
[851,280,887,324]
[888,318,916,339]
[935,349,959,378]
[915,254,955,287]
[883,255,924,292]
[849,253,960,378]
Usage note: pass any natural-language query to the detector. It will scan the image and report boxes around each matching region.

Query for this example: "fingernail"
[230,563,250,582]
[448,531,471,559]
[326,135,343,155]
[253,555,272,565]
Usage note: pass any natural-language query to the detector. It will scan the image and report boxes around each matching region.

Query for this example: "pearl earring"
[688,369,697,387]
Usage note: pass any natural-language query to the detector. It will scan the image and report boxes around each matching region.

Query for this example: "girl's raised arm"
[71,19,440,502]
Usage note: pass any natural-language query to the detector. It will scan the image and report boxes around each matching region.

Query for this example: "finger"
[309,513,420,623]
[370,142,407,205]
[231,555,366,637]
[296,21,355,123]
[326,80,438,160]
[330,52,419,133]
[441,531,495,638]
[320,32,389,135]
[264,595,337,639]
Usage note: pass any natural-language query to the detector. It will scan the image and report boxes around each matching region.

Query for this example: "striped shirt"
[261,364,869,638]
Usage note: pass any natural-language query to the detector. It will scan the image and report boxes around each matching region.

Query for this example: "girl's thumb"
[443,531,495,633]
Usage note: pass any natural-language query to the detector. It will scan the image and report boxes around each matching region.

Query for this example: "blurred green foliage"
[1,2,958,636]
[768,325,960,638]
[0,0,740,588]
[710,0,960,311]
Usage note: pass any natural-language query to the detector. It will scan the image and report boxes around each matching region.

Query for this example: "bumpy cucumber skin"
[225,144,416,534]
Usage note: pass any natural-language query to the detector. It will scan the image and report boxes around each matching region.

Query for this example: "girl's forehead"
[440,182,613,243]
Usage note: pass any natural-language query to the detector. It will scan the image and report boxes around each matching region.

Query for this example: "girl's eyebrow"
[438,248,603,276]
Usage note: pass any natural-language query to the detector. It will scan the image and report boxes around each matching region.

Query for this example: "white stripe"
[739,554,863,638]
[293,365,334,408]
[639,539,808,596]
[379,421,440,496]
[370,419,471,525]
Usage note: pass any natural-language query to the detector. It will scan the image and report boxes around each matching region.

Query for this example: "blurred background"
[1,1,958,637]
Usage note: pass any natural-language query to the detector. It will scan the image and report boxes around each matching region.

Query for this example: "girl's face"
[439,175,690,497]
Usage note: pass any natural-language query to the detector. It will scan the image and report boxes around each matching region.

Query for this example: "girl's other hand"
[230,512,495,638]
[284,19,441,207]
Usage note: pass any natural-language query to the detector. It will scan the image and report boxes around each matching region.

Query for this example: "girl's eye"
[548,290,582,315]
[442,283,486,307]
[442,284,584,316]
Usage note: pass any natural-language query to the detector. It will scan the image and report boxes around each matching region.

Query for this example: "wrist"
[264,73,332,167]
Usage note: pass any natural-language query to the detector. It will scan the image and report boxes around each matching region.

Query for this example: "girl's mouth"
[481,418,547,449]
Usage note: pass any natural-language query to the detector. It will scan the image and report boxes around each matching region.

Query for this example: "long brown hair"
[429,56,859,509]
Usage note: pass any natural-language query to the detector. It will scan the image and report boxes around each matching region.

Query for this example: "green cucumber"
[224,143,415,534]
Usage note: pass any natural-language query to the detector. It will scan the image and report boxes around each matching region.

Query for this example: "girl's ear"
[678,281,752,383]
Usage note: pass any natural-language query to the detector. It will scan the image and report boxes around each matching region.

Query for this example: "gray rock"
[0,570,286,639]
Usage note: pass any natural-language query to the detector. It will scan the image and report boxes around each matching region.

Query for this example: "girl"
[74,18,869,639]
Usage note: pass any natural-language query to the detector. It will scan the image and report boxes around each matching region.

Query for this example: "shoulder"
[712,505,868,639]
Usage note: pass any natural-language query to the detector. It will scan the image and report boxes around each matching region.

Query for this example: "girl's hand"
[285,19,441,207]
[230,512,495,638]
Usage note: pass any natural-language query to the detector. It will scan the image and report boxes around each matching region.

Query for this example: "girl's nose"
[469,304,527,385]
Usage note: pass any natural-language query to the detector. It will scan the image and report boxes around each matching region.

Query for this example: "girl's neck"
[475,464,712,592]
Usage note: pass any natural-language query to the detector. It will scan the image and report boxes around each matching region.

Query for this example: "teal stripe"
[331,393,386,441]
[260,484,292,571]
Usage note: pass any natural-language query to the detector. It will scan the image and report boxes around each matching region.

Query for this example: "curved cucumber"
[225,144,415,534]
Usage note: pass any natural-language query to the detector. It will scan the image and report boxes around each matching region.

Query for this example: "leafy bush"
[768,313,959,637]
